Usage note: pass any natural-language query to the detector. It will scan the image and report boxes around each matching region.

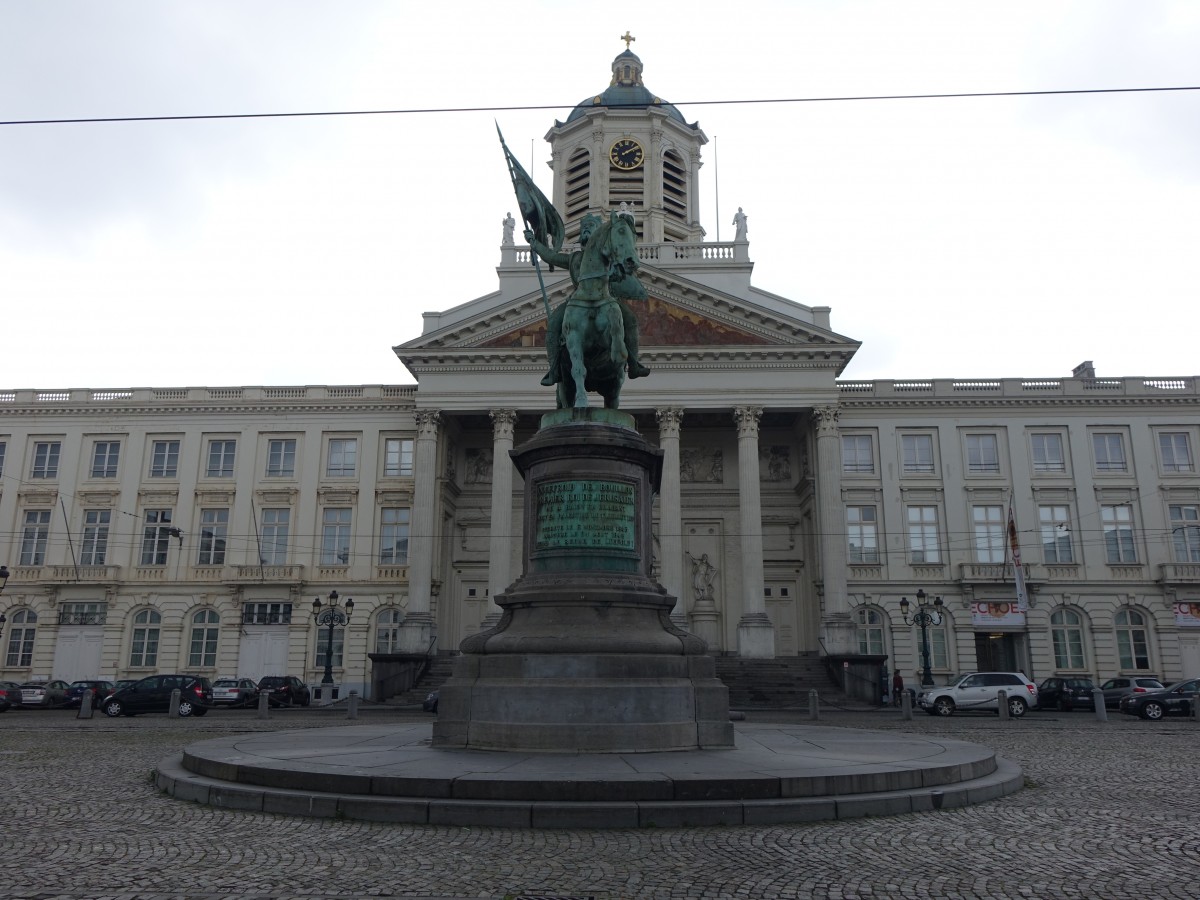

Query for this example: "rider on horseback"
[525,211,651,388]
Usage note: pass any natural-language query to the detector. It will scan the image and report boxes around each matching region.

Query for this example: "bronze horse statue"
[555,212,640,409]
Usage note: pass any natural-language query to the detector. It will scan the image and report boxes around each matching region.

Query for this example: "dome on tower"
[564,48,694,127]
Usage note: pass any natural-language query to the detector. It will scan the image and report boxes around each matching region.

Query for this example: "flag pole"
[497,124,553,320]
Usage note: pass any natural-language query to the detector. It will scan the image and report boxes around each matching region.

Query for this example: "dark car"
[1037,676,1096,711]
[1099,676,1166,709]
[1119,677,1200,720]
[257,675,311,707]
[102,674,213,717]
[0,680,24,712]
[65,680,115,708]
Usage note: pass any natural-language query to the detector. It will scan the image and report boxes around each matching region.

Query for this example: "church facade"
[3,49,1199,698]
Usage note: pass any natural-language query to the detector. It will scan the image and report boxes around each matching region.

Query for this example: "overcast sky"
[2,2,1197,390]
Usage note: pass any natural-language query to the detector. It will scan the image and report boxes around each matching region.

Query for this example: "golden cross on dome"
[620,31,636,50]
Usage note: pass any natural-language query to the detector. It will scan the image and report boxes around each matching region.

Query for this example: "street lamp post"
[0,565,9,641]
[312,590,354,687]
[900,588,944,688]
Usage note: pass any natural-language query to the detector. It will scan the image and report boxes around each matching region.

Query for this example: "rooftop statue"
[499,126,649,410]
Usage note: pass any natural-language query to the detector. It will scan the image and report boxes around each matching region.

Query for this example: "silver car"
[212,678,259,707]
[918,672,1039,717]
[1099,676,1165,709]
[20,680,71,708]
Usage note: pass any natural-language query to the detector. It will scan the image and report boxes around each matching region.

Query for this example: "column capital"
[414,409,442,436]
[814,405,841,437]
[655,407,685,438]
[489,409,518,441]
[732,406,763,438]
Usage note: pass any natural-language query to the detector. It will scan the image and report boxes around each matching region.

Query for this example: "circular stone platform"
[157,723,1022,828]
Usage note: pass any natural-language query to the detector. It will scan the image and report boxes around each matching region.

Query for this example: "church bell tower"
[546,39,708,245]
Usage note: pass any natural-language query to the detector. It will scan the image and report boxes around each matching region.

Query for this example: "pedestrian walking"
[892,671,905,707]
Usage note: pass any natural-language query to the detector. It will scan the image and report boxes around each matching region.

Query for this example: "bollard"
[997,689,1009,720]
[168,688,181,718]
[808,688,820,721]
[347,690,359,720]
[257,690,270,720]
[1092,687,1108,721]
[77,689,95,720]
[901,689,913,721]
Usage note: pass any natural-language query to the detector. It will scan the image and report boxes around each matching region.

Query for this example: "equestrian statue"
[499,126,649,409]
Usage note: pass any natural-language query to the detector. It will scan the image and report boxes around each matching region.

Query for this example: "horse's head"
[605,211,639,271]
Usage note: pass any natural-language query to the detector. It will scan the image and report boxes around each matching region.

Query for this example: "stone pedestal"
[433,409,734,752]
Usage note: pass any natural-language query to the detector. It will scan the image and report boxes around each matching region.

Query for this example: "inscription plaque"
[535,479,635,552]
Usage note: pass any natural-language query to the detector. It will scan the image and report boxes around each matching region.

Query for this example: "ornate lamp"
[312,590,354,687]
[900,588,944,687]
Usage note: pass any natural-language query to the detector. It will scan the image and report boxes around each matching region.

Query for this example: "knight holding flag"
[497,125,650,392]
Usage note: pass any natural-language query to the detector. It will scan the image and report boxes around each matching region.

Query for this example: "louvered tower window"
[564,148,591,241]
[662,149,688,241]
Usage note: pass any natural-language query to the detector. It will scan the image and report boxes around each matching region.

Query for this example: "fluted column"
[401,409,440,653]
[484,409,518,629]
[815,405,855,654]
[655,408,686,626]
[734,406,774,658]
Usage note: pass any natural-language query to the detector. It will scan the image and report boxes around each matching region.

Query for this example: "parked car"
[917,672,1038,717]
[256,675,311,707]
[0,680,24,712]
[1118,677,1200,720]
[101,674,213,717]
[1037,676,1096,711]
[20,680,71,708]
[1098,676,1166,709]
[99,680,137,705]
[65,680,115,708]
[422,689,439,713]
[212,677,259,707]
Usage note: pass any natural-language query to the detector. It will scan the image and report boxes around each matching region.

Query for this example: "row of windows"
[3,606,411,669]
[17,506,411,567]
[842,431,1195,478]
[0,437,414,481]
[845,502,1200,566]
[855,606,1156,673]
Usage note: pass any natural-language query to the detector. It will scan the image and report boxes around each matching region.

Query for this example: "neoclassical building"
[3,48,1199,698]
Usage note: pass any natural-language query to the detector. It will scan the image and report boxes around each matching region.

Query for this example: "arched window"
[1114,608,1152,671]
[129,609,161,667]
[188,609,220,668]
[374,608,405,654]
[855,607,886,656]
[1050,608,1087,670]
[4,609,37,667]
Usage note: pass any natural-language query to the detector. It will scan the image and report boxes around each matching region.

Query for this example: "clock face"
[609,138,644,170]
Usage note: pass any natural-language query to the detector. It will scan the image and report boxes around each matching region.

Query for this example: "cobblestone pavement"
[1,706,1198,900]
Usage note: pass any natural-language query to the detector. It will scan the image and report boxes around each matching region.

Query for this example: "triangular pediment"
[399,265,856,355]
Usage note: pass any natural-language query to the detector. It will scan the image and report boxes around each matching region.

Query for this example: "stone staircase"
[384,656,456,706]
[716,655,857,709]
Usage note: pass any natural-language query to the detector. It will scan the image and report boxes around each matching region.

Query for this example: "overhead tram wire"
[2,85,1198,128]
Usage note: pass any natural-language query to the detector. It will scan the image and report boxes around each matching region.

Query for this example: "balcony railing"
[47,565,121,582]
[231,564,306,583]
[1160,563,1200,583]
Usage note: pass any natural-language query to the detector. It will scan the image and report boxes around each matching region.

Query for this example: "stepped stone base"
[158,722,1024,829]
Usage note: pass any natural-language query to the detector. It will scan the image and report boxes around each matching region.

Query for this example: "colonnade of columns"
[405,404,853,659]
